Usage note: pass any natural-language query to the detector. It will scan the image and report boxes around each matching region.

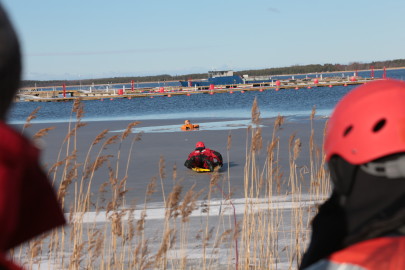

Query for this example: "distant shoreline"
[265,66,405,78]
[20,61,405,87]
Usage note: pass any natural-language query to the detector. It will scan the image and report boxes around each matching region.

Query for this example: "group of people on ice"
[181,120,223,172]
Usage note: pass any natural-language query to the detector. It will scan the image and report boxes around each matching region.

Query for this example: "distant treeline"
[20,59,405,88]
[234,59,405,77]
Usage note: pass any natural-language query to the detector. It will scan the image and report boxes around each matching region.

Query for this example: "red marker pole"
[131,80,134,92]
[63,83,66,98]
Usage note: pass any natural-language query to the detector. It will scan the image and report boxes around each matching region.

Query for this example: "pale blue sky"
[1,0,404,80]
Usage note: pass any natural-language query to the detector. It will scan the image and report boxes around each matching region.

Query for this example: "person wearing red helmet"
[184,141,223,172]
[195,141,205,148]
[300,79,405,270]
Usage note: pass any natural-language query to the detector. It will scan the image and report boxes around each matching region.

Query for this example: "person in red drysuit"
[184,141,223,172]
[299,79,405,270]
[0,5,65,269]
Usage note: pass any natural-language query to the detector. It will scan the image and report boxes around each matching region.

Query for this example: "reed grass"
[12,98,331,270]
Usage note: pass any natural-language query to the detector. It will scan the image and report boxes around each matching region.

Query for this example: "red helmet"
[195,141,205,148]
[325,79,405,164]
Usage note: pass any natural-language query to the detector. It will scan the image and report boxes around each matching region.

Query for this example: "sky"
[1,0,404,81]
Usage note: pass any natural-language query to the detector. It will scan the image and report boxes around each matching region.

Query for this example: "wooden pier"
[17,77,377,102]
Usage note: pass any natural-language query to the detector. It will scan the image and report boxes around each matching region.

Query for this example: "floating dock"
[17,77,377,102]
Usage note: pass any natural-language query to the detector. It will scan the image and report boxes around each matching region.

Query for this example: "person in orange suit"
[0,5,65,269]
[181,119,199,131]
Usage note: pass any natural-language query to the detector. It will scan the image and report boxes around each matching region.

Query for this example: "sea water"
[8,69,405,125]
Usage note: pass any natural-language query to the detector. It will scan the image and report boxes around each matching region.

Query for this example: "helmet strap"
[360,156,405,178]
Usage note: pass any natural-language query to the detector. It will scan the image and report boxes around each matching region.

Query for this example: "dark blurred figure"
[0,5,65,269]
[300,79,405,270]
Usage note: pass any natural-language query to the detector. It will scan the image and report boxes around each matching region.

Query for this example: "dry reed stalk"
[166,182,182,219]
[285,128,307,269]
[145,176,157,203]
[85,229,104,267]
[136,211,147,236]
[227,131,232,199]
[125,205,136,241]
[287,182,303,268]
[224,132,235,266]
[54,101,87,261]
[46,228,62,266]
[172,163,178,184]
[248,99,264,202]
[263,124,283,268]
[103,135,119,150]
[132,240,152,270]
[62,122,87,146]
[92,129,109,146]
[159,156,167,205]
[121,121,140,140]
[124,132,143,180]
[79,139,125,269]
[133,177,154,258]
[293,138,302,161]
[121,131,143,208]
[83,155,113,180]
[110,211,125,237]
[251,97,261,126]
[57,158,80,207]
[320,120,332,196]
[71,102,87,154]
[132,241,142,268]
[271,116,284,193]
[309,106,316,192]
[69,242,86,269]
[155,180,184,268]
[178,184,203,268]
[273,114,284,135]
[28,236,44,267]
[115,121,140,185]
[79,133,121,214]
[108,210,126,268]
[241,127,251,268]
[57,99,84,170]
[178,183,199,223]
[21,106,41,133]
[251,127,263,153]
[200,170,221,269]
[287,132,299,191]
[211,181,239,269]
[266,137,279,196]
[155,228,175,268]
[32,126,55,140]
[72,98,84,120]
[310,105,316,121]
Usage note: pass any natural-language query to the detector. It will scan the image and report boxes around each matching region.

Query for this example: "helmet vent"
[373,119,386,133]
[343,125,353,137]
